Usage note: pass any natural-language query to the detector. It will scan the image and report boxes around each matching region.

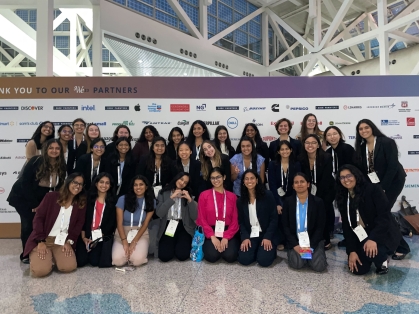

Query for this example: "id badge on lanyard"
[153,166,162,197]
[117,164,122,195]
[332,149,337,179]
[91,202,105,242]
[127,201,145,243]
[277,164,288,197]
[54,211,69,245]
[91,156,100,181]
[165,198,181,237]
[213,189,226,238]
[250,225,259,238]
[347,194,368,242]
[366,138,380,183]
[49,175,59,192]
[311,161,317,196]
[296,197,310,248]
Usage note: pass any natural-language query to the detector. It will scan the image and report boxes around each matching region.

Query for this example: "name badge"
[299,248,313,260]
[250,226,259,238]
[353,225,368,242]
[311,184,317,196]
[55,231,68,246]
[91,229,102,242]
[368,172,380,183]
[215,220,225,238]
[165,220,179,237]
[153,185,162,198]
[127,229,139,244]
[277,187,286,197]
[297,231,310,248]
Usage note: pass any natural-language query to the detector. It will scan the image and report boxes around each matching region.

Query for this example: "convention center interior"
[1,0,419,313]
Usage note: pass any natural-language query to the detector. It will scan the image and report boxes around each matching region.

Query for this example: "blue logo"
[148,103,161,112]
[196,104,206,111]
[81,105,95,111]
[381,120,400,126]
[227,117,238,129]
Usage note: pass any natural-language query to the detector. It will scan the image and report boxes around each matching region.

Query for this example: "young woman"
[8,139,66,263]
[104,137,136,197]
[238,123,269,168]
[300,134,335,249]
[78,123,101,155]
[74,138,106,191]
[197,167,240,263]
[335,165,408,275]
[156,172,197,262]
[324,126,355,178]
[214,125,236,159]
[76,173,116,267]
[112,175,155,267]
[230,136,265,197]
[186,120,210,161]
[104,125,133,159]
[57,124,76,175]
[296,114,326,150]
[354,119,406,209]
[237,170,278,267]
[132,125,160,160]
[23,173,86,277]
[71,118,86,159]
[166,127,185,161]
[137,137,174,198]
[268,140,301,250]
[25,121,55,161]
[282,173,327,272]
[269,118,301,161]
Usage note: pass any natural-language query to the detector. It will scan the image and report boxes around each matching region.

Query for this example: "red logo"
[401,101,408,108]
[262,136,277,142]
[170,104,190,112]
[0,187,5,194]
[343,105,348,110]
[270,121,276,125]
[407,117,415,126]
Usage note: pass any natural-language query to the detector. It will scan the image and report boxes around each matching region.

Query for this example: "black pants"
[238,237,277,267]
[323,202,334,245]
[15,204,35,260]
[75,237,103,267]
[287,240,327,272]
[158,220,192,262]
[203,233,240,263]
[385,178,405,209]
[350,243,389,275]
[277,213,286,245]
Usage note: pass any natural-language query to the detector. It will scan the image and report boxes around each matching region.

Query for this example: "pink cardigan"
[196,189,239,240]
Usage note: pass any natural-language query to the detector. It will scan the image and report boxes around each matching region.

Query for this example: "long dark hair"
[214,125,233,153]
[110,137,133,166]
[275,140,296,164]
[124,175,154,213]
[299,113,323,141]
[299,134,326,167]
[146,136,170,172]
[57,124,73,140]
[335,164,366,211]
[57,172,86,208]
[87,172,116,210]
[162,172,193,206]
[240,123,263,146]
[90,137,106,152]
[354,119,387,164]
[137,125,160,143]
[186,120,209,147]
[36,139,66,182]
[324,126,346,146]
[111,125,132,142]
[239,169,266,203]
[30,121,55,149]
[168,127,185,144]
[236,136,258,169]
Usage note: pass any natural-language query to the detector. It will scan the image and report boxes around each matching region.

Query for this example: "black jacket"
[325,142,355,173]
[268,137,302,162]
[173,159,202,199]
[282,194,326,249]
[83,199,117,239]
[103,155,137,197]
[66,140,77,176]
[137,155,175,188]
[268,160,301,206]
[166,142,178,161]
[74,153,106,192]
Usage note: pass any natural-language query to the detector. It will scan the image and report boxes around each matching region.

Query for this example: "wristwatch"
[37,239,46,244]
[67,239,74,245]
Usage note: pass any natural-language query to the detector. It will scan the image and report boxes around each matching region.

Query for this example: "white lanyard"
[130,199,145,228]
[281,163,288,192]
[365,137,376,173]
[59,208,70,233]
[296,197,308,232]
[212,188,226,221]
[91,156,100,180]
[73,135,84,150]
[170,196,182,219]
[331,149,336,174]
[154,166,161,186]
[243,156,252,172]
[196,145,201,160]
[117,163,122,186]
[312,161,316,184]
[92,201,106,230]
[49,175,59,191]
[347,192,360,229]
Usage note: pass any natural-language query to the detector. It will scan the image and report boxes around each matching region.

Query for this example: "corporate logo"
[134,104,140,111]
[367,104,396,109]
[19,122,41,126]
[0,106,18,110]
[21,106,43,110]
[0,156,11,159]
[405,169,419,173]
[141,121,171,125]
[204,121,220,126]
[414,135,419,139]
[81,105,95,111]
[177,120,189,126]
[53,106,78,110]
[286,105,308,110]
[399,101,411,112]
[343,105,362,110]
[105,106,129,110]
[404,184,419,188]
[227,117,238,129]
[252,119,263,126]
[16,139,30,143]
[0,172,6,176]
[0,139,12,143]
[271,104,280,112]
[243,107,266,112]
[171,104,190,112]
[148,103,162,112]
[348,136,356,140]
[0,122,15,126]
[0,187,4,194]
[408,151,419,155]
[381,120,400,126]
[196,104,206,111]
[390,134,402,140]
[216,106,239,110]
[15,156,25,159]
[329,121,350,125]
[407,117,415,126]
[316,106,339,110]
[112,121,134,126]
[53,122,73,126]
[262,136,277,142]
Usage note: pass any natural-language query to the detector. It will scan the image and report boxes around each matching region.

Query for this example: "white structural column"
[92,4,102,76]
[377,0,389,75]
[199,0,210,39]
[69,12,77,66]
[36,0,54,76]
[312,0,322,49]
[261,12,269,67]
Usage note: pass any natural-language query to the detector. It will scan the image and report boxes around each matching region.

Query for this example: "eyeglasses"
[339,174,354,181]
[304,142,318,146]
[210,175,223,181]
[71,180,84,187]
[43,125,53,130]
[93,145,105,149]
[61,130,73,135]
[73,124,85,128]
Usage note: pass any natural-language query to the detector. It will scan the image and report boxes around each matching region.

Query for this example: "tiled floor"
[1,236,419,314]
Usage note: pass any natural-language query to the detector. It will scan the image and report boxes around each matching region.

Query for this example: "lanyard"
[170,196,182,219]
[154,166,161,186]
[73,135,84,150]
[49,175,59,191]
[196,145,201,160]
[281,163,289,192]
[365,137,376,173]
[311,161,316,184]
[59,207,71,232]
[347,193,360,229]
[91,156,100,180]
[130,199,145,228]
[92,201,106,230]
[212,188,226,221]
[243,156,252,172]
[296,197,308,232]
[331,149,337,174]
[117,163,122,186]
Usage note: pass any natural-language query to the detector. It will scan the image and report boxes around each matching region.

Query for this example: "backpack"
[190,226,204,262]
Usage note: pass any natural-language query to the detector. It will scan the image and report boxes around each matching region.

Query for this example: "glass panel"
[180,1,199,27]
[218,2,232,23]
[234,45,248,57]
[249,52,261,63]
[234,30,248,48]
[127,0,154,17]
[234,0,247,15]
[219,0,232,7]
[208,15,217,34]
[156,0,177,16]
[208,2,217,15]
[249,20,261,37]
[156,10,178,27]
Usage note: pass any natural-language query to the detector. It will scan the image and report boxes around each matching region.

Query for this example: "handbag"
[396,196,419,236]
[190,226,204,262]
[98,235,114,268]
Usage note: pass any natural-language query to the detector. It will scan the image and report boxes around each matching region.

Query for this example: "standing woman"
[112,175,155,267]
[57,124,76,175]
[269,118,301,161]
[104,137,136,197]
[282,173,327,272]
[166,127,185,161]
[76,173,117,267]
[186,120,210,161]
[300,134,335,249]
[74,138,106,191]
[78,123,101,155]
[324,126,355,178]
[71,118,86,159]
[132,125,160,160]
[23,173,86,277]
[7,139,66,263]
[104,125,132,159]
[25,121,55,161]
[238,123,269,168]
[197,167,240,263]
[268,140,301,250]
[156,172,197,262]
[296,114,327,150]
[214,125,236,159]
[230,136,265,197]
[237,170,278,267]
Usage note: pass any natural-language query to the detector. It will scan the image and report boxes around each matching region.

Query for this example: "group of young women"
[7,113,409,277]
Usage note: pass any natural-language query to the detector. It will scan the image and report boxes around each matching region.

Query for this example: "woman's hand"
[233,164,240,175]
[181,190,192,203]
[261,239,272,251]
[62,243,73,257]
[240,239,251,252]
[170,189,183,199]
[348,251,362,273]
[37,242,47,260]
[219,238,229,252]
[293,245,302,254]
[128,241,137,256]
[363,240,377,258]
[83,237,92,252]
[122,239,129,257]
[277,205,283,214]
[211,236,220,251]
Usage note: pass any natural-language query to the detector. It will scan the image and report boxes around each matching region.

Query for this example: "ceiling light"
[183,73,187,76]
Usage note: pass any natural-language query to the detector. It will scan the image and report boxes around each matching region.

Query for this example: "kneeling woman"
[197,167,240,263]
[282,173,327,272]
[112,175,154,267]
[76,173,116,267]
[24,173,86,277]
[336,165,402,275]
[237,170,278,267]
[156,172,197,262]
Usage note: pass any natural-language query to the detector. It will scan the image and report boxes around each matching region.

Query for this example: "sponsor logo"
[105,106,129,110]
[329,121,350,125]
[381,120,400,126]
[271,104,280,112]
[134,104,140,111]
[343,105,362,110]
[408,151,419,155]
[227,117,238,129]
[401,101,408,108]
[286,106,308,110]
[399,101,411,112]
[204,121,220,126]
[141,121,171,125]
[15,156,25,159]
[53,122,73,126]
[348,136,356,140]
[16,139,30,143]
[0,139,12,143]
[366,104,396,109]
[177,120,189,126]
[81,105,95,111]
[407,117,415,126]
[171,104,190,112]
[0,122,15,126]
[53,106,78,110]
[405,169,419,173]
[112,121,134,126]
[0,172,6,176]
[148,103,162,112]
[0,106,18,110]
[390,134,402,140]
[262,136,277,142]
[196,104,206,111]
[243,107,266,112]
[21,106,43,110]
[0,157,11,159]
[252,119,263,126]
[414,135,419,139]
[270,121,277,125]
[316,106,339,110]
[404,184,419,188]
[0,187,4,194]
[216,106,239,111]
[19,122,42,126]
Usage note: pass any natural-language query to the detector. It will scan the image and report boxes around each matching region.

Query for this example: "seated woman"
[282,173,327,272]
[237,170,278,267]
[196,167,239,263]
[23,173,86,277]
[335,164,403,275]
[156,172,197,262]
[112,175,154,267]
[76,173,116,267]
